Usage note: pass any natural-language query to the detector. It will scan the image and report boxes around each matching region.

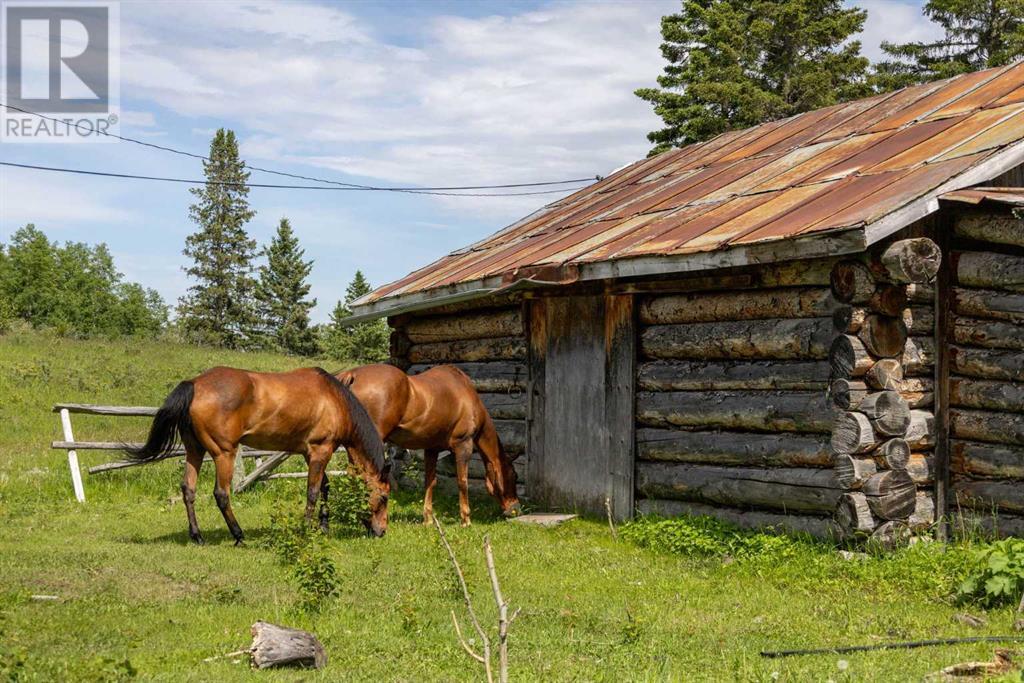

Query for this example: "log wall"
[633,257,843,536]
[389,301,528,497]
[827,238,941,542]
[948,207,1024,534]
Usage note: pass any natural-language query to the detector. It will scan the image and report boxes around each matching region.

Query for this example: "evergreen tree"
[636,0,870,153]
[177,128,259,349]
[875,0,1024,90]
[254,217,318,355]
[322,271,389,364]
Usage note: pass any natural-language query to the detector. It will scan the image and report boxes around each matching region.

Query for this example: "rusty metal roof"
[354,63,1024,319]
[942,186,1024,206]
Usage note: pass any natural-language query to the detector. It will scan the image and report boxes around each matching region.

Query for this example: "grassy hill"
[0,328,1018,681]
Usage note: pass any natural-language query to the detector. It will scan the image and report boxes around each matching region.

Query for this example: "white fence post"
[59,408,86,503]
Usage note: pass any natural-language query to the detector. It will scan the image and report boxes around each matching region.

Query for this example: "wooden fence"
[50,403,342,502]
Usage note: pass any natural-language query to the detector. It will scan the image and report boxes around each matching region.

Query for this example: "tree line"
[638,0,1024,153]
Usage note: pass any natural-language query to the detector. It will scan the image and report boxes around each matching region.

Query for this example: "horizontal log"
[635,499,839,538]
[874,438,911,470]
[955,213,1024,248]
[830,380,868,410]
[614,258,838,295]
[906,283,935,304]
[951,346,1024,382]
[952,440,1024,479]
[862,469,917,520]
[404,309,522,343]
[833,306,867,334]
[835,454,877,489]
[831,261,876,304]
[639,287,835,325]
[835,492,877,537]
[52,403,156,416]
[637,359,830,392]
[953,318,1024,351]
[908,492,935,531]
[906,453,934,485]
[858,314,908,358]
[640,318,834,361]
[407,336,526,363]
[873,238,941,284]
[635,462,841,514]
[859,391,911,437]
[434,473,526,500]
[479,393,526,420]
[831,411,880,455]
[903,306,935,335]
[906,410,936,449]
[900,377,934,409]
[954,477,1024,514]
[956,251,1024,292]
[865,358,903,391]
[493,419,526,456]
[950,378,1024,413]
[408,362,527,393]
[955,511,1024,538]
[871,284,911,317]
[953,287,1024,323]
[635,429,832,468]
[830,335,874,378]
[903,336,935,376]
[951,408,1024,446]
[636,391,833,433]
[84,449,289,474]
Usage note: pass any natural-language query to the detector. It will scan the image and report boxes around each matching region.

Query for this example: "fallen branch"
[484,534,519,683]
[761,636,1024,658]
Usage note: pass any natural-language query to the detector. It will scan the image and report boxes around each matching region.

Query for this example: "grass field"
[1,327,1021,681]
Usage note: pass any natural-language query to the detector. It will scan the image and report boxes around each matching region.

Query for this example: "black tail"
[125,381,195,461]
[315,368,388,476]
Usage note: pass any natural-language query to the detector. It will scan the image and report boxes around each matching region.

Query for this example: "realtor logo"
[2,1,120,142]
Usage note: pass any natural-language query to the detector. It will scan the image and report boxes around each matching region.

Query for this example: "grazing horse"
[126,367,391,543]
[337,363,521,526]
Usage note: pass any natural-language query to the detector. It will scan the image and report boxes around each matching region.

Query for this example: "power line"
[0,161,584,196]
[0,102,598,192]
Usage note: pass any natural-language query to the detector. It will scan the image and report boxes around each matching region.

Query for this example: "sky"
[0,0,943,322]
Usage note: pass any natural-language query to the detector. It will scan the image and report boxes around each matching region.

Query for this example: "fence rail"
[50,403,342,502]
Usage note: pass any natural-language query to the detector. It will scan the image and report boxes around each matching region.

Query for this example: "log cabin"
[347,63,1024,543]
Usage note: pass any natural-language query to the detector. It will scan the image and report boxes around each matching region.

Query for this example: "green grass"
[0,327,1021,681]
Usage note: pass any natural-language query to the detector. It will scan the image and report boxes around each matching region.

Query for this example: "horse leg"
[318,470,331,533]
[181,447,205,545]
[212,449,245,546]
[304,444,332,528]
[451,439,473,527]
[422,448,439,525]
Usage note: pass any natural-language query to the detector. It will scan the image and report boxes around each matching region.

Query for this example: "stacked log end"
[949,209,1024,536]
[828,237,940,542]
[391,304,528,495]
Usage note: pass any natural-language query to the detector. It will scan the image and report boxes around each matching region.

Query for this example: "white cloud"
[852,1,942,62]
[0,170,137,230]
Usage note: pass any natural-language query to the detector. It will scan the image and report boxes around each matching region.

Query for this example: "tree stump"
[250,621,327,670]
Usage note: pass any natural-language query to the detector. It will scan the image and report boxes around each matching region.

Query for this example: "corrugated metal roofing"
[942,186,1024,206]
[356,63,1024,315]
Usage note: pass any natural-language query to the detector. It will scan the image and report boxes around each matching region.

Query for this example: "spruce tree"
[254,217,318,355]
[322,271,389,364]
[177,128,259,349]
[875,0,1024,90]
[636,0,870,153]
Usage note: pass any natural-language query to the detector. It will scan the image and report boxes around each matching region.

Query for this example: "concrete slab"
[509,513,577,527]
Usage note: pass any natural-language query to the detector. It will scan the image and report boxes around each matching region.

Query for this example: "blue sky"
[0,0,941,322]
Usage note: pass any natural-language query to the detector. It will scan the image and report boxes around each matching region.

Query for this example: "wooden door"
[527,295,634,519]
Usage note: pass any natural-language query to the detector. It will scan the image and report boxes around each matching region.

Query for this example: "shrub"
[957,538,1024,607]
[329,471,370,534]
[620,515,806,561]
[293,532,342,612]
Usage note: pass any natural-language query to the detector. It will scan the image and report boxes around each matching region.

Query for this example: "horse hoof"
[234,538,245,547]
[191,535,205,546]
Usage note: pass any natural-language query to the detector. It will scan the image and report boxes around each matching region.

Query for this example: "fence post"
[59,408,86,503]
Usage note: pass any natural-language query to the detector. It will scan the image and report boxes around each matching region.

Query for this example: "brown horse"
[338,363,521,526]
[126,366,391,543]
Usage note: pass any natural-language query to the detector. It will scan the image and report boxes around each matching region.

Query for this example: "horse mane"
[314,368,387,476]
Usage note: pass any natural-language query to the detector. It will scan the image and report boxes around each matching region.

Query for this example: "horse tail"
[314,368,388,476]
[124,380,195,461]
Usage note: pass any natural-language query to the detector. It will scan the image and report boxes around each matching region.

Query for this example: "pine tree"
[322,271,389,364]
[875,0,1024,90]
[177,128,259,349]
[636,0,871,153]
[254,217,318,355]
